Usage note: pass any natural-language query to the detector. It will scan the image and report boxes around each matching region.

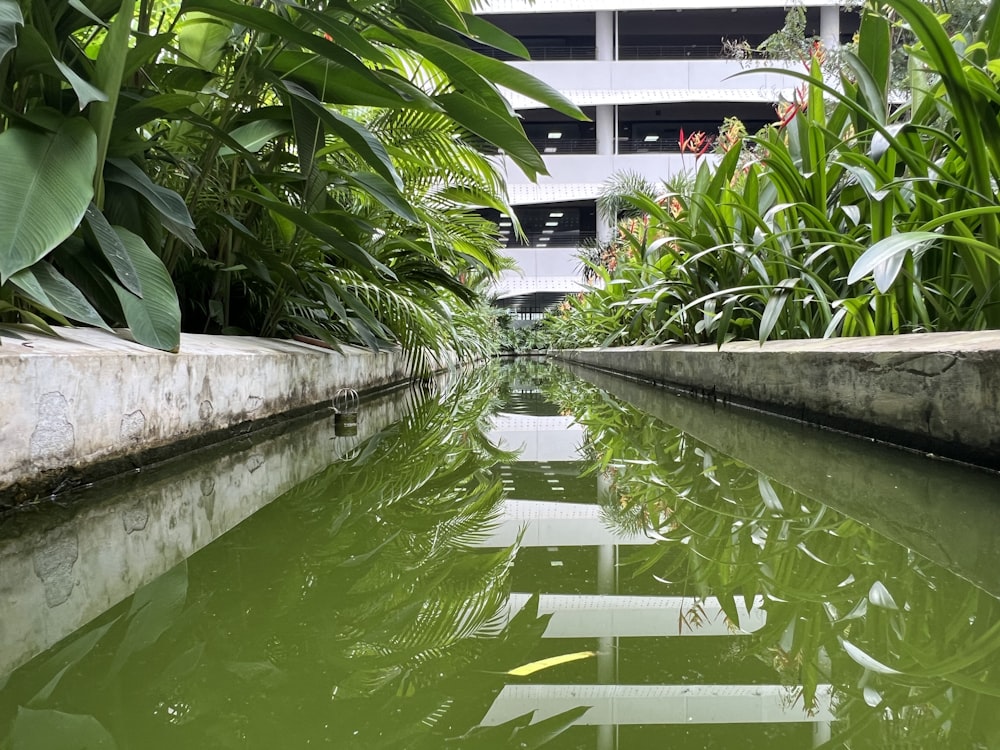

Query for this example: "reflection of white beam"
[505,593,767,636]
[488,414,585,462]
[476,500,653,547]
[481,684,834,726]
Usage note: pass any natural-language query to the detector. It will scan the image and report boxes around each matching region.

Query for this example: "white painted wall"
[509,59,796,94]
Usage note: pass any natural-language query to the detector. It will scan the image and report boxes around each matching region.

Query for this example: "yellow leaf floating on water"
[507,651,597,677]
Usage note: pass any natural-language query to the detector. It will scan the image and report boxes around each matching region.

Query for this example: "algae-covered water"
[2,360,1000,749]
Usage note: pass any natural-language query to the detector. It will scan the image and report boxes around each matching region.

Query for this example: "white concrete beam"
[505,593,768,636]
[481,683,835,725]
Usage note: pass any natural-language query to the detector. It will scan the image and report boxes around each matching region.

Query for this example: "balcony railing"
[471,43,760,61]
[471,44,597,61]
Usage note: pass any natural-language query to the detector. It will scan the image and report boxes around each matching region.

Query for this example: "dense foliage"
[0,0,583,361]
[540,0,1000,349]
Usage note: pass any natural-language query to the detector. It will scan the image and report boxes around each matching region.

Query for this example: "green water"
[2,361,1000,748]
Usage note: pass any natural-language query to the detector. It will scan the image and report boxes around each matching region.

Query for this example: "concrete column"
[595,11,615,61]
[597,203,616,246]
[596,105,614,156]
[820,4,840,50]
[595,100,617,247]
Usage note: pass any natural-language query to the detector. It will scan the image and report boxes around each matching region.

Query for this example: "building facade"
[478,0,858,321]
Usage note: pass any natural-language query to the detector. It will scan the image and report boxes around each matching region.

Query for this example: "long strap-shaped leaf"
[0,118,96,282]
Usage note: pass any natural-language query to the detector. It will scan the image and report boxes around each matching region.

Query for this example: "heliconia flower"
[775,86,808,128]
[679,129,713,158]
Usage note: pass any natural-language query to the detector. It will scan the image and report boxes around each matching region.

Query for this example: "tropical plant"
[544,0,1000,349]
[0,0,586,358]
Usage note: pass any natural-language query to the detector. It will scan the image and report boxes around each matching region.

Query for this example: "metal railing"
[471,44,597,61]
[529,138,597,154]
[471,42,763,62]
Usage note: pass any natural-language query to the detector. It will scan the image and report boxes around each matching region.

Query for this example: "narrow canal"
[2,360,1000,748]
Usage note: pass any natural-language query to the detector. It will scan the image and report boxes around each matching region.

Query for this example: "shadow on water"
[2,359,1000,748]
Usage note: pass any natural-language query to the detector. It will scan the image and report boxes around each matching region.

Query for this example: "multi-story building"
[478,1,858,323]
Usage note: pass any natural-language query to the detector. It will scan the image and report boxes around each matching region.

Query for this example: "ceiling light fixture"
[549,212,564,218]
[644,134,660,142]
[547,131,563,139]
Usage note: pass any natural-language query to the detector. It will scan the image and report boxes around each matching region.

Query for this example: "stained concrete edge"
[549,330,1000,472]
[0,326,443,503]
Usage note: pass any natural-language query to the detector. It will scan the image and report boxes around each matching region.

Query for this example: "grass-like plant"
[543,0,1000,348]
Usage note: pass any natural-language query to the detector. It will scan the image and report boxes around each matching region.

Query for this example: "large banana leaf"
[0,0,21,64]
[109,228,181,352]
[0,118,96,282]
[9,262,112,331]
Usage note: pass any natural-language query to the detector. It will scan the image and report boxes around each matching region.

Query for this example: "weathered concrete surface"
[0,384,423,678]
[562,362,1000,597]
[0,327,435,502]
[552,331,1000,470]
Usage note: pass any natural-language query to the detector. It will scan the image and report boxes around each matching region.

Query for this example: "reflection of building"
[479,0,858,321]
[480,386,833,746]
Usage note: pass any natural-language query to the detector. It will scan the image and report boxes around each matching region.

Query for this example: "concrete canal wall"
[0,327,435,504]
[552,331,1000,472]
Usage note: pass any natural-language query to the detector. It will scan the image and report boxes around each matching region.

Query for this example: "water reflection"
[2,360,1000,748]
[545,363,1000,749]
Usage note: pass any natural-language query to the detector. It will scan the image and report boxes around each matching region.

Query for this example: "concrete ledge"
[0,327,430,503]
[551,331,1000,471]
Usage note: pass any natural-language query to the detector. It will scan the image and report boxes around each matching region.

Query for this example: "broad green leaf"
[89,0,134,208]
[109,228,181,351]
[52,57,109,110]
[0,0,23,65]
[856,9,890,110]
[68,0,107,27]
[759,278,797,343]
[343,171,419,224]
[182,0,397,95]
[9,263,112,330]
[0,118,97,282]
[459,13,530,59]
[237,189,394,278]
[82,203,142,296]
[105,158,201,249]
[290,6,393,66]
[269,52,412,108]
[389,27,586,121]
[220,120,290,155]
[176,11,231,71]
[283,81,402,189]
[435,91,547,181]
[847,232,941,291]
